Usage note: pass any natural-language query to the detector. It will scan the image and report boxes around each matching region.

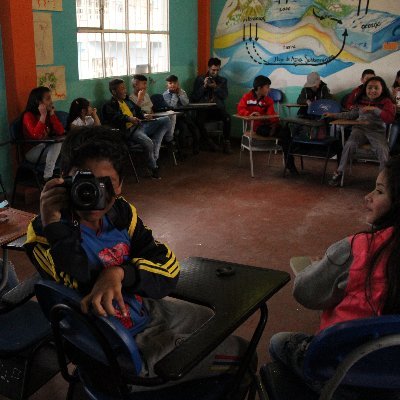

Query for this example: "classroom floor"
[2,144,380,399]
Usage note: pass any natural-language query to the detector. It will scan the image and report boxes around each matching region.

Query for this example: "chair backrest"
[307,99,341,117]
[9,115,24,143]
[268,88,283,113]
[35,280,143,376]
[303,315,400,388]
[151,94,170,112]
[55,110,69,129]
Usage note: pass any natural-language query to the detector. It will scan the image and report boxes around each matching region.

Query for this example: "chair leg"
[249,147,254,178]
[321,145,332,184]
[0,174,7,202]
[300,156,304,170]
[127,153,140,183]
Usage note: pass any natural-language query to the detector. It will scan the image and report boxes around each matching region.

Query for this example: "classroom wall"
[36,0,199,112]
[211,0,400,136]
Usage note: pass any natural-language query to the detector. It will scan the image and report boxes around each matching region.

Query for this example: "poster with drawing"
[214,0,400,92]
[37,66,67,100]
[32,0,63,11]
[33,12,54,65]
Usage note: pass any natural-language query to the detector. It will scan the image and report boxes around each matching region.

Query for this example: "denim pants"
[25,142,62,179]
[127,126,158,170]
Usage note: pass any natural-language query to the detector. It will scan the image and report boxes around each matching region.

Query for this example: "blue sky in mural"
[214,0,400,86]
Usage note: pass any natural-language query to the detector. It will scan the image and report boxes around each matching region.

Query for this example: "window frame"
[76,0,170,79]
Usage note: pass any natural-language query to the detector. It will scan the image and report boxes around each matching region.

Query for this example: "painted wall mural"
[213,0,400,92]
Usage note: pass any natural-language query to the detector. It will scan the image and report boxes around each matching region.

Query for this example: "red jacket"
[345,85,362,110]
[319,228,393,332]
[23,112,65,140]
[237,91,279,131]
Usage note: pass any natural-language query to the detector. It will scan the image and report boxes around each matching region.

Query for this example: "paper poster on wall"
[33,12,54,65]
[32,0,63,11]
[37,66,67,100]
[214,0,400,91]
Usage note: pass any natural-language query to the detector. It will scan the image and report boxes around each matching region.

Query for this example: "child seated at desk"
[163,74,200,155]
[269,155,400,397]
[325,76,396,187]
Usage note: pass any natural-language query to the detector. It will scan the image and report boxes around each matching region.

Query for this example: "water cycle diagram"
[214,0,400,84]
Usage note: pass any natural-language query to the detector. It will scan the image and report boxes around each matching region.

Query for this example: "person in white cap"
[297,72,332,117]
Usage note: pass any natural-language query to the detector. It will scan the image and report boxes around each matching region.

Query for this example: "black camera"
[62,170,113,210]
[207,76,215,84]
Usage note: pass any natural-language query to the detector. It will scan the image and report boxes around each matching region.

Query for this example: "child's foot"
[328,171,342,187]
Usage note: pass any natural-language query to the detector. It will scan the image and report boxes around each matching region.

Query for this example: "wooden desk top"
[233,113,278,120]
[330,119,369,126]
[284,103,307,107]
[0,208,35,247]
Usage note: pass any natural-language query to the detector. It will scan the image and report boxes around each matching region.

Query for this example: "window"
[76,0,169,79]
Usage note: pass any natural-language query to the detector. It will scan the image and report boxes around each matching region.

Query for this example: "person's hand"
[81,267,126,317]
[144,113,154,120]
[361,106,378,112]
[38,103,47,118]
[91,107,98,116]
[250,112,260,116]
[40,178,69,227]
[306,99,312,106]
[129,116,140,125]
[137,89,146,103]
[323,112,335,118]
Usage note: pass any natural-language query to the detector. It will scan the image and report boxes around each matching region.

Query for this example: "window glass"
[76,0,101,28]
[77,32,103,79]
[129,33,149,75]
[104,0,126,30]
[128,0,147,30]
[104,33,127,77]
[150,34,169,73]
[150,0,168,31]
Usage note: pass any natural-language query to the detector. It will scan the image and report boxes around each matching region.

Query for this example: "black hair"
[207,57,221,68]
[363,156,400,314]
[24,86,51,115]
[166,74,178,82]
[60,126,128,182]
[393,70,400,89]
[109,78,125,95]
[133,74,147,82]
[361,69,375,78]
[253,75,271,90]
[67,98,90,130]
[354,76,392,104]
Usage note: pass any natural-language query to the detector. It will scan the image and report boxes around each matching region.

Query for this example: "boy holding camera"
[192,57,232,154]
[24,126,247,385]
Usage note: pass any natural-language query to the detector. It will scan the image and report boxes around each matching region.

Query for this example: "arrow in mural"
[243,23,349,66]
[357,0,369,16]
[312,8,342,24]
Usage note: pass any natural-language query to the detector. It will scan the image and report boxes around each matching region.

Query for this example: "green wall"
[47,0,198,111]
[0,25,12,192]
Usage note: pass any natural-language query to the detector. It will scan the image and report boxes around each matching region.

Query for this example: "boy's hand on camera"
[40,178,68,227]
[81,267,126,317]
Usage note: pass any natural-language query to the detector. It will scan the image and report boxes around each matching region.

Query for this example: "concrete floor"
[1,146,379,399]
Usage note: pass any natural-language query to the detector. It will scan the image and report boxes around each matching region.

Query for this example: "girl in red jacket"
[23,87,65,180]
[269,155,400,396]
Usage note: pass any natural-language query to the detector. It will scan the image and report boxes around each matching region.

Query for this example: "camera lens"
[71,181,99,209]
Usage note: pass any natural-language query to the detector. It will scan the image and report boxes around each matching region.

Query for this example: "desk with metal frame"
[283,104,307,117]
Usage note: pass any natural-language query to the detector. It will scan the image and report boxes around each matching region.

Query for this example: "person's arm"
[375,98,396,124]
[23,112,48,139]
[237,94,252,116]
[120,215,180,299]
[163,91,179,108]
[214,77,228,101]
[178,89,190,106]
[191,76,207,102]
[265,98,279,124]
[296,88,307,105]
[90,108,101,126]
[329,108,359,120]
[293,237,353,310]
[321,84,332,100]
[49,114,65,136]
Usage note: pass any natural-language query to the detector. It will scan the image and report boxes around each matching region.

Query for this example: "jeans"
[125,126,158,170]
[25,142,62,179]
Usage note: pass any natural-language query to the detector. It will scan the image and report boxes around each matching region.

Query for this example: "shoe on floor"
[150,168,161,180]
[328,171,342,187]
[223,140,233,154]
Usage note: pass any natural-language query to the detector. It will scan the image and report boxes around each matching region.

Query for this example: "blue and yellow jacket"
[24,197,179,297]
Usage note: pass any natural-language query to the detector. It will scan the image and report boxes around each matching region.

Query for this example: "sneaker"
[328,171,342,187]
[223,140,233,154]
[151,168,161,180]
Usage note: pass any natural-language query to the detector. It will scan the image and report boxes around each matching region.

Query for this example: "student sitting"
[67,97,101,129]
[297,72,332,118]
[269,156,400,398]
[327,76,396,186]
[192,57,232,154]
[129,74,175,148]
[24,126,249,391]
[344,69,375,110]
[102,78,163,179]
[163,74,200,155]
[237,75,297,173]
[392,70,400,105]
[22,86,65,181]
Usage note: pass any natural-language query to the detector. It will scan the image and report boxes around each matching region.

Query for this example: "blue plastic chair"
[260,315,400,400]
[268,89,283,114]
[284,99,342,183]
[35,280,250,400]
